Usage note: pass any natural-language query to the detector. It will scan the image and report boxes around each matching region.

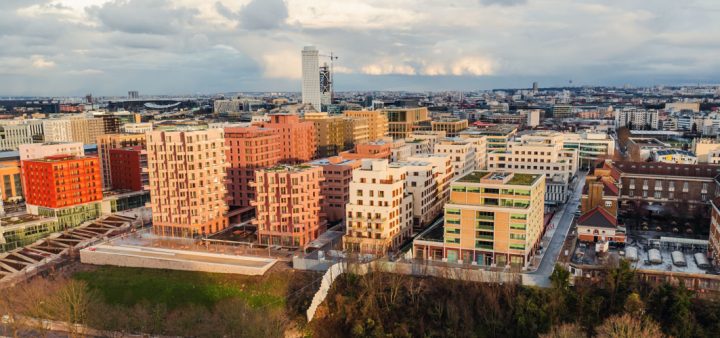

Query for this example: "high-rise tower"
[301,46,321,111]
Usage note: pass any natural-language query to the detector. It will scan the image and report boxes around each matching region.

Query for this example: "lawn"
[73,266,292,310]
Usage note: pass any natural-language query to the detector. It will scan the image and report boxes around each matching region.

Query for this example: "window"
[604,201,612,208]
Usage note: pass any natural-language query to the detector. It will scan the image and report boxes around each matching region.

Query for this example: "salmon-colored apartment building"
[146,129,229,238]
[224,126,281,217]
[252,165,325,247]
[255,114,317,163]
[23,155,102,209]
[339,140,392,160]
[414,171,545,268]
[309,156,360,223]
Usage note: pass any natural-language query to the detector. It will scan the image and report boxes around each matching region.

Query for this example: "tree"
[46,279,97,338]
[692,122,698,135]
[541,322,586,338]
[624,293,645,316]
[595,313,664,338]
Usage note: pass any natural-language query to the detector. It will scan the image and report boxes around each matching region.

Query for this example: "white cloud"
[262,50,302,79]
[361,63,417,76]
[450,57,494,76]
[30,55,55,69]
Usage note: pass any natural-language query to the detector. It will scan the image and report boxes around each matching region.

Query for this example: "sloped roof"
[577,207,618,229]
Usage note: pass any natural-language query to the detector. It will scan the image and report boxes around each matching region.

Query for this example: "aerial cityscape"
[2,0,720,337]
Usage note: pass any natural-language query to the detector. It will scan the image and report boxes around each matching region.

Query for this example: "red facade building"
[22,155,102,208]
[109,146,146,191]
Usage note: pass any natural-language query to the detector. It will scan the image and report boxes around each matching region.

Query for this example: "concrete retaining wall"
[80,245,276,276]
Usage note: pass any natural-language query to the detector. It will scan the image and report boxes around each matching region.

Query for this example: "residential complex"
[304,112,369,157]
[344,159,413,254]
[434,138,476,178]
[309,156,360,223]
[224,126,281,217]
[431,119,468,137]
[97,133,147,190]
[0,120,43,151]
[344,110,389,141]
[413,171,546,267]
[252,164,325,247]
[146,129,229,237]
[256,114,317,163]
[487,132,578,204]
[19,142,84,161]
[23,155,102,209]
[459,124,517,152]
[108,146,147,191]
[616,108,659,129]
[384,107,431,139]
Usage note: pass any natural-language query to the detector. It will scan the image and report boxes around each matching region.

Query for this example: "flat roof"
[455,171,540,186]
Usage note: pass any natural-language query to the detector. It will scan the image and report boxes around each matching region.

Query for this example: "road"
[527,171,587,283]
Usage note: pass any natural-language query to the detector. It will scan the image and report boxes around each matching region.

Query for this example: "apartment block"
[562,132,615,169]
[384,107,431,139]
[458,133,488,170]
[252,165,325,247]
[146,129,229,237]
[459,124,518,152]
[109,146,147,191]
[304,112,369,157]
[19,142,84,161]
[487,132,578,204]
[0,120,43,151]
[431,119,468,137]
[616,108,659,129]
[344,159,413,254]
[224,126,281,216]
[97,134,147,190]
[0,164,23,202]
[339,140,392,160]
[434,138,476,178]
[42,119,73,142]
[43,116,106,144]
[309,156,360,223]
[344,110,388,141]
[122,122,153,134]
[23,155,102,209]
[406,154,453,228]
[406,131,446,155]
[413,171,546,267]
[255,114,317,163]
[693,138,720,163]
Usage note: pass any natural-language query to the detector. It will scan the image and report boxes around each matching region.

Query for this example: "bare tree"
[540,322,586,338]
[46,279,96,338]
[595,313,665,338]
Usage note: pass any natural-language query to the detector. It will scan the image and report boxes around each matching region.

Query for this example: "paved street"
[526,171,587,285]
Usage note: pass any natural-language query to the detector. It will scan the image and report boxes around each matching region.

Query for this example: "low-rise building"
[339,140,392,160]
[384,107,431,139]
[431,119,468,137]
[651,149,697,164]
[576,207,625,243]
[459,124,517,152]
[627,138,670,161]
[562,132,615,169]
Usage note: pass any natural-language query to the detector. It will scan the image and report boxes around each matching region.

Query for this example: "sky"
[1,0,720,96]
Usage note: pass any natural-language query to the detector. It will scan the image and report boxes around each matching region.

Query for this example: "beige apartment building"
[19,142,84,161]
[344,159,413,254]
[304,112,369,157]
[458,133,488,170]
[405,154,453,228]
[43,117,107,144]
[434,138,476,178]
[459,125,518,152]
[146,128,229,237]
[344,110,388,141]
[431,119,469,137]
[414,171,546,267]
[406,130,446,155]
[487,132,578,204]
[97,133,147,190]
[384,107,431,139]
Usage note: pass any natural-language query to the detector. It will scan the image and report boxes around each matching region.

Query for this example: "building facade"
[309,156,360,223]
[256,114,317,163]
[384,107,431,139]
[413,171,546,267]
[301,46,321,111]
[344,159,413,254]
[146,129,229,237]
[431,119,468,137]
[344,110,389,141]
[23,155,102,209]
[109,146,147,191]
[252,165,325,247]
[434,138,476,179]
[97,134,147,190]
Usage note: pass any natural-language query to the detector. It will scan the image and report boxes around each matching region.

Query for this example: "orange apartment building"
[413,171,546,267]
[339,140,392,160]
[224,126,281,219]
[146,129,229,237]
[22,155,102,209]
[252,164,325,247]
[309,156,360,223]
[255,114,317,163]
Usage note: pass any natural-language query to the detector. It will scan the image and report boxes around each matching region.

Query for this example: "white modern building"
[616,108,659,129]
[562,132,615,169]
[434,138,476,178]
[301,46,321,111]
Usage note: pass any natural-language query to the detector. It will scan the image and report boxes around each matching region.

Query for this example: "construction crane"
[319,52,339,102]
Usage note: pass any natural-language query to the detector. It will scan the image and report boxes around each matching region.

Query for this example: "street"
[528,171,587,282]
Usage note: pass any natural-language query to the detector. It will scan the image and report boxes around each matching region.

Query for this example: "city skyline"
[2,0,720,96]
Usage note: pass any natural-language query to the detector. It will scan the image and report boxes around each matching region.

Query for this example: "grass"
[73,266,290,310]
[457,171,489,183]
[507,173,539,186]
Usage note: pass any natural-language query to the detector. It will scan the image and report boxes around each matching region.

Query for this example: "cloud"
[239,0,288,30]
[87,0,198,35]
[31,55,55,69]
[262,49,301,78]
[361,63,417,76]
[479,0,527,6]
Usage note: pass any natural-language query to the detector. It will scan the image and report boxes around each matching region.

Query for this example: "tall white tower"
[301,46,321,111]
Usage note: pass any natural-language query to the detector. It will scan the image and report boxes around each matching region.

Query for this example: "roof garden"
[456,171,489,183]
[507,173,540,186]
